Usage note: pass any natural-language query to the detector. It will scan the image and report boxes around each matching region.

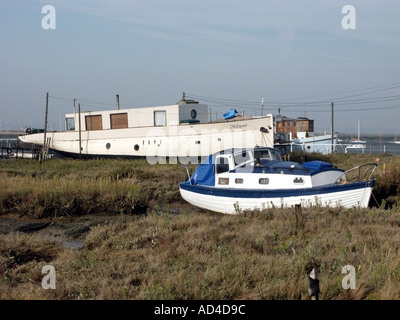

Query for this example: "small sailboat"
[345,120,366,153]
[390,137,400,144]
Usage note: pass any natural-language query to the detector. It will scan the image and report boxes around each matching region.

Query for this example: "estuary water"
[1,132,400,156]
[336,134,400,155]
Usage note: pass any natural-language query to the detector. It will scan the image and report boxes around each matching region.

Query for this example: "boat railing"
[181,164,192,185]
[335,162,378,184]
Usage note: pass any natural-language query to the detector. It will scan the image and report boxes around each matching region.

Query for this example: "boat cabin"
[65,99,209,132]
[189,147,345,191]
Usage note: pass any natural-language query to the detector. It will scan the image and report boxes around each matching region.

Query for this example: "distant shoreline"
[0,131,24,135]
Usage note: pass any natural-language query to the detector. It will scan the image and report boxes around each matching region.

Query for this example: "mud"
[0,213,123,249]
[0,205,195,249]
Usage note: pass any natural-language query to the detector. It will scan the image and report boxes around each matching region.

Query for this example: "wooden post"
[295,204,304,230]
[40,92,49,163]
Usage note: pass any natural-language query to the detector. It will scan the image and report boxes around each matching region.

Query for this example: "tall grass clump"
[0,158,185,217]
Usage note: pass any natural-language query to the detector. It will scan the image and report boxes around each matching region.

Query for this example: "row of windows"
[66,111,168,131]
[218,177,304,185]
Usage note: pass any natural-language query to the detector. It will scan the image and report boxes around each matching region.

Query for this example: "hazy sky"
[1,0,399,134]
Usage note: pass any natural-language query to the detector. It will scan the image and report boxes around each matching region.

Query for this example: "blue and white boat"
[179,147,377,214]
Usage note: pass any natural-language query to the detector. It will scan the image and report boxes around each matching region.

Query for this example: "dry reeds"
[0,154,400,299]
[1,205,400,300]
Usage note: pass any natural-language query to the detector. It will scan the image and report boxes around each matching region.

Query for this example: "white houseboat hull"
[19,100,274,163]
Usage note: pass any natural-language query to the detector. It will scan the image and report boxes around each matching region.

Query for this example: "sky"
[0,0,399,134]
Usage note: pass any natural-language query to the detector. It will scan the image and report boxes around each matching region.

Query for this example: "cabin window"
[154,111,166,126]
[110,113,128,129]
[66,117,75,131]
[195,141,200,144]
[85,115,103,131]
[216,157,230,174]
[294,177,304,184]
[259,178,269,184]
[235,178,243,184]
[218,178,229,185]
[234,150,251,166]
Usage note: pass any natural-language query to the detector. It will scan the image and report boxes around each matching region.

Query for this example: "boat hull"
[19,116,274,164]
[179,180,375,214]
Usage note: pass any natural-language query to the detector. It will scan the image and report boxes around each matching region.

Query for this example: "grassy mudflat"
[0,153,399,299]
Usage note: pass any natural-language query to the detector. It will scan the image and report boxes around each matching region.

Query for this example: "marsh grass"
[1,206,400,299]
[0,153,400,300]
[0,158,187,217]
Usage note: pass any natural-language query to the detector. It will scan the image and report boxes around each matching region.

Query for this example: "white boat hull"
[19,116,274,164]
[179,181,374,214]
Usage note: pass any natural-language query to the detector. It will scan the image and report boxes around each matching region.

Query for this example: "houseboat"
[19,94,274,163]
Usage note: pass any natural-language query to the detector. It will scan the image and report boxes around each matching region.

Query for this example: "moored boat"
[19,94,274,164]
[179,147,377,214]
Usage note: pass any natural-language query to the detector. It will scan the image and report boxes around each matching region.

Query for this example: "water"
[1,132,400,156]
[336,134,400,155]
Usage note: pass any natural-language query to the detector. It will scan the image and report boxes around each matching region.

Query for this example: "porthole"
[134,144,139,151]
[235,178,243,184]
[259,178,269,184]
[106,143,111,149]
[294,177,304,184]
[191,109,197,119]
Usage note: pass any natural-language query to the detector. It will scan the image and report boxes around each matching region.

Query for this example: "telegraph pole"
[78,103,82,159]
[331,102,334,154]
[41,92,49,163]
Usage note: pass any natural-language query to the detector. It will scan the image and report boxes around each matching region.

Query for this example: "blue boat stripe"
[180,180,375,199]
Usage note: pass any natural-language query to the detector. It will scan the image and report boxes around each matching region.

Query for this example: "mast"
[261,97,264,116]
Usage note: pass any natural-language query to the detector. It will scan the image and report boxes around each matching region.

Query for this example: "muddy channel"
[0,213,128,249]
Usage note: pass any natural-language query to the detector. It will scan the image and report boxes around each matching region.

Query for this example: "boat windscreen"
[234,150,251,166]
[254,149,282,161]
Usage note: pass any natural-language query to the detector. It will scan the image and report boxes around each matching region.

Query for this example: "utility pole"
[78,103,82,159]
[41,92,49,163]
[331,102,334,154]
